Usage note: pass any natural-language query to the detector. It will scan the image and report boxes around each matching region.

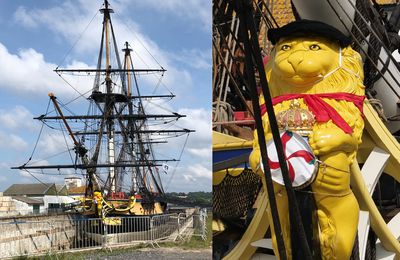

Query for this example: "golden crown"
[276,99,315,136]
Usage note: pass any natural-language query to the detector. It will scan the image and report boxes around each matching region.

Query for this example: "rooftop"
[12,196,44,205]
[4,183,57,196]
[68,186,86,195]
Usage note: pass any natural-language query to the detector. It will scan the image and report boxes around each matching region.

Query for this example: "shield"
[260,131,318,189]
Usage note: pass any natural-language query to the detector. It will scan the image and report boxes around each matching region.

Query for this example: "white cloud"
[19,169,33,178]
[37,133,74,157]
[187,164,211,179]
[128,0,211,30]
[0,132,28,151]
[148,107,211,162]
[0,105,36,131]
[183,174,196,182]
[13,1,102,54]
[164,163,211,192]
[148,107,211,190]
[178,108,211,145]
[11,1,199,96]
[13,6,38,28]
[29,159,50,167]
[169,49,212,70]
[187,147,211,160]
[0,43,94,97]
[9,135,28,151]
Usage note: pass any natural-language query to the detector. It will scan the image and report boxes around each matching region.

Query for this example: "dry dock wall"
[0,214,81,258]
[0,212,199,258]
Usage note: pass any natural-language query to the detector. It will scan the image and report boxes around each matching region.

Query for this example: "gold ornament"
[276,99,315,136]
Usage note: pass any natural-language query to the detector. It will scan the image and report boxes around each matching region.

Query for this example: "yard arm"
[48,93,101,192]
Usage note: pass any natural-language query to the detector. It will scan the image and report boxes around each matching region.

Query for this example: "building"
[3,183,74,215]
[64,177,82,189]
[67,186,86,199]
[12,196,43,215]
[4,183,58,197]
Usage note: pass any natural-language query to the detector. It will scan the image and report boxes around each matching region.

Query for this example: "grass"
[16,244,148,260]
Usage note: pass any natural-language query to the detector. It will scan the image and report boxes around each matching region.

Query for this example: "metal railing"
[192,209,208,240]
[0,211,206,258]
[176,208,208,241]
[151,214,179,242]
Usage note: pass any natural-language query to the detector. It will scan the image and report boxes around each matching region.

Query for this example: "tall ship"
[12,0,193,221]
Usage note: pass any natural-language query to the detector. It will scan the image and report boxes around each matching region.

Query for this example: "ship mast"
[122,41,169,195]
[123,41,139,193]
[102,0,116,194]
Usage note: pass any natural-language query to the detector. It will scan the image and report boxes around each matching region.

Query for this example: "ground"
[27,247,212,260]
[86,247,212,260]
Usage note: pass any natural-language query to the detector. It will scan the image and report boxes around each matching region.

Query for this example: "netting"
[213,168,261,219]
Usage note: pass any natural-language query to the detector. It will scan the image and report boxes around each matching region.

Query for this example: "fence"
[193,209,208,240]
[0,212,206,258]
[176,208,207,241]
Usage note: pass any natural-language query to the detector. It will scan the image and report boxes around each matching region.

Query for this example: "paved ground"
[85,247,212,260]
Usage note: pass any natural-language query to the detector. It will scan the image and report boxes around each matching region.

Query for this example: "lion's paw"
[309,128,357,156]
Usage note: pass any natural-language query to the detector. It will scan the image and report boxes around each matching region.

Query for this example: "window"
[48,203,61,209]
[32,205,40,214]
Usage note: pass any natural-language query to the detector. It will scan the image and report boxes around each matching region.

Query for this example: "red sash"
[260,93,365,134]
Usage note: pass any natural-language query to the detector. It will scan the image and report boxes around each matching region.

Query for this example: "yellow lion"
[250,20,365,259]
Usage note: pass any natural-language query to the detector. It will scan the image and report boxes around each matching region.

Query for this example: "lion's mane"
[262,46,365,146]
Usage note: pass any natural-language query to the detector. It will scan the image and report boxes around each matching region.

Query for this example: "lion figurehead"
[251,22,367,260]
[260,20,365,144]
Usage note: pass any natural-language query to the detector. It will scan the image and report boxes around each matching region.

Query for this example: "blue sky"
[0,0,211,192]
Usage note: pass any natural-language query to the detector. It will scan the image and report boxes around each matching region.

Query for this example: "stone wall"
[0,214,79,258]
[0,213,185,258]
[0,195,17,217]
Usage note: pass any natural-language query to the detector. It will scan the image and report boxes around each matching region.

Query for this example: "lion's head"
[265,36,364,97]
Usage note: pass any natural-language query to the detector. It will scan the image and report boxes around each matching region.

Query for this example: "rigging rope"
[114,12,164,69]
[327,0,400,98]
[235,1,314,258]
[21,98,51,167]
[56,73,87,100]
[165,133,190,192]
[62,88,93,108]
[144,76,173,111]
[143,98,178,114]
[254,0,278,29]
[21,169,52,187]
[113,10,174,96]
[212,100,233,133]
[214,13,239,124]
[23,149,75,167]
[212,33,254,118]
[56,6,100,69]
